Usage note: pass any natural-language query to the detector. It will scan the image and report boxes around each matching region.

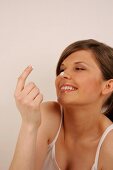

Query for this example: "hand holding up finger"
[14,65,43,127]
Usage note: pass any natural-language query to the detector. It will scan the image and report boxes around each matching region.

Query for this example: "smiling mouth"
[60,85,77,92]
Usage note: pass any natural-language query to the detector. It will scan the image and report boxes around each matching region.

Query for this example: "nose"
[60,71,71,79]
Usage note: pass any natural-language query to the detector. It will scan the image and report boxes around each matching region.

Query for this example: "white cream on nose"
[60,71,64,76]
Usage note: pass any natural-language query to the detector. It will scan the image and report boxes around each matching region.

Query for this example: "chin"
[57,96,75,106]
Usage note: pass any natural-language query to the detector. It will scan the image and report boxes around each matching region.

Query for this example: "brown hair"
[56,39,113,122]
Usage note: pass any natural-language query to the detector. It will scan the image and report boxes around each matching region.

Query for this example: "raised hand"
[14,65,43,127]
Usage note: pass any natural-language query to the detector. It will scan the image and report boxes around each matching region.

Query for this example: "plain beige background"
[0,0,113,169]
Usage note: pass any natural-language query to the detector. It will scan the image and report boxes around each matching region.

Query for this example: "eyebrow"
[74,61,88,65]
[61,61,90,67]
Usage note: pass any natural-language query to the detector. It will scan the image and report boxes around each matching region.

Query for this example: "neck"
[62,104,104,142]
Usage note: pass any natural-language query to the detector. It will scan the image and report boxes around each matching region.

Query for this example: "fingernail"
[28,65,33,69]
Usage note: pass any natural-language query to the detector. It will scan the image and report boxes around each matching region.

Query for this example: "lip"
[59,83,77,92]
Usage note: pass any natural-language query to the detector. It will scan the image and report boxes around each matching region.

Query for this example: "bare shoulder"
[41,101,61,117]
[99,125,113,169]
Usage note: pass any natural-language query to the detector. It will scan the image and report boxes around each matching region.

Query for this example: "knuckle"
[14,93,21,100]
[39,93,43,100]
[37,93,43,103]
[15,96,28,105]
[29,82,35,87]
[17,97,23,103]
[35,87,40,93]
[37,87,40,92]
[18,75,24,81]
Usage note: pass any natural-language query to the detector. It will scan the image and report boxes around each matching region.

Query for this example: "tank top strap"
[48,108,63,148]
[93,124,113,169]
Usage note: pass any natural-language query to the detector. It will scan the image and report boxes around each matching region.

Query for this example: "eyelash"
[59,69,64,73]
[59,67,85,73]
[75,67,85,71]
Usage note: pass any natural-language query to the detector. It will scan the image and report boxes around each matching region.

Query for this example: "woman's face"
[55,50,105,106]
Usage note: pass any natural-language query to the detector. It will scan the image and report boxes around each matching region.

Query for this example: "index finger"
[15,65,33,93]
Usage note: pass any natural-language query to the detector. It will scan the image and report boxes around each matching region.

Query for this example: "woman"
[9,39,113,170]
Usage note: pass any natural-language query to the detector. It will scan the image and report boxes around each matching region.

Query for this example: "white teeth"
[61,86,75,91]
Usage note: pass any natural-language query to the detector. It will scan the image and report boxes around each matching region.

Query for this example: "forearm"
[10,65,43,170]
[9,123,38,170]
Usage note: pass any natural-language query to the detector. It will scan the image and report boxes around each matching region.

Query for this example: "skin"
[9,50,113,170]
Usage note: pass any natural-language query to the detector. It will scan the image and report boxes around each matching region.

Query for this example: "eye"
[59,68,65,74]
[75,67,85,71]
[59,69,64,73]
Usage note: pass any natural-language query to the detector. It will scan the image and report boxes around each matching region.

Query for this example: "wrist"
[21,121,40,132]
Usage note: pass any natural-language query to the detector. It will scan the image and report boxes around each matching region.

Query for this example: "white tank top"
[42,113,113,170]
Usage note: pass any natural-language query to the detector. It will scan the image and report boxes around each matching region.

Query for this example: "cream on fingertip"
[28,65,33,69]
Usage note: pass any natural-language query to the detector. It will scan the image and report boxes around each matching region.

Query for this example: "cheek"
[55,77,60,91]
[81,77,102,95]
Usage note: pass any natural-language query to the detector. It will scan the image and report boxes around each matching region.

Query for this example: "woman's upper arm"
[35,101,61,169]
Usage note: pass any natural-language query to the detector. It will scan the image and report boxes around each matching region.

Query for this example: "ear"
[102,79,113,95]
